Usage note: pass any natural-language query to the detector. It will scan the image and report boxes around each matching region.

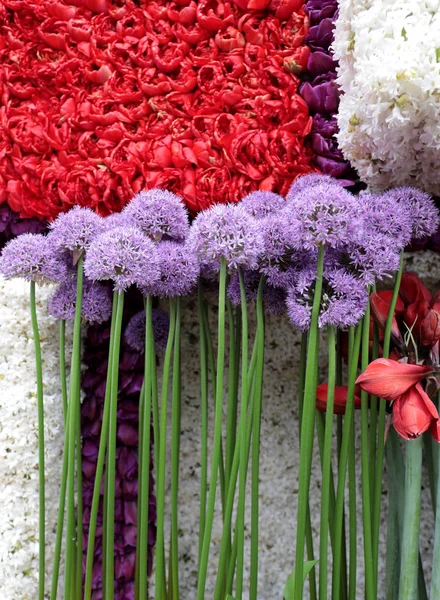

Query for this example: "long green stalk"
[197,259,227,600]
[249,277,265,600]
[294,245,325,600]
[137,296,154,600]
[170,297,182,597]
[398,438,423,600]
[225,298,239,492]
[104,290,125,600]
[155,299,177,600]
[60,320,68,420]
[198,284,209,568]
[348,424,357,600]
[318,326,336,600]
[331,323,362,600]
[64,258,84,598]
[30,280,46,600]
[84,293,117,600]
[430,436,440,597]
[75,398,83,600]
[360,310,375,600]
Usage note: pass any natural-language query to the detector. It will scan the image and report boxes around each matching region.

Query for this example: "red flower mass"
[0,0,316,219]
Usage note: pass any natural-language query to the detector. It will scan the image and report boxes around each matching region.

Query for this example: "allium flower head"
[122,189,189,242]
[84,227,160,292]
[382,187,440,239]
[49,206,103,254]
[48,278,112,324]
[227,269,287,315]
[142,241,200,298]
[258,212,314,288]
[102,212,132,231]
[285,182,359,249]
[360,193,413,248]
[240,191,286,219]
[347,230,401,285]
[0,233,67,284]
[124,309,170,353]
[287,173,343,200]
[188,204,263,271]
[287,267,368,331]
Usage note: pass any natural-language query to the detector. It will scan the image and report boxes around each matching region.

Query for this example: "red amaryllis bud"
[392,383,439,440]
[399,272,431,307]
[421,309,440,347]
[316,384,362,415]
[370,292,403,344]
[356,359,433,401]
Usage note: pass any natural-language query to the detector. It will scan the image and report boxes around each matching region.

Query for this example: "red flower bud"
[370,292,403,344]
[392,383,439,440]
[316,384,362,415]
[420,309,440,347]
[356,359,433,401]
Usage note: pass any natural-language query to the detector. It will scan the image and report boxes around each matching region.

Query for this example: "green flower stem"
[64,257,84,598]
[424,431,438,514]
[249,277,265,600]
[170,297,182,598]
[197,259,227,600]
[60,320,68,421]
[225,298,239,494]
[318,326,336,600]
[348,425,357,600]
[75,398,83,600]
[315,413,337,554]
[369,324,380,500]
[331,323,362,600]
[84,292,117,600]
[398,437,423,600]
[430,435,440,598]
[360,310,375,600]
[155,299,177,600]
[235,268,250,599]
[372,251,404,588]
[198,284,209,568]
[30,281,46,600]
[294,245,325,600]
[137,296,155,600]
[104,290,125,600]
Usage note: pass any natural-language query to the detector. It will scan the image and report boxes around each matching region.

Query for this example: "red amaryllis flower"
[316,384,362,415]
[392,383,440,441]
[356,359,433,401]
[399,272,431,307]
[370,292,403,344]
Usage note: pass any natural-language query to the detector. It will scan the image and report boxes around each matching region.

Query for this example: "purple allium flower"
[287,267,368,331]
[381,187,440,240]
[122,189,189,242]
[258,212,314,288]
[188,204,263,271]
[227,269,287,315]
[142,241,199,298]
[124,309,170,353]
[0,233,67,284]
[360,193,413,248]
[48,278,112,324]
[240,191,286,219]
[285,182,359,249]
[346,231,401,285]
[84,227,160,292]
[49,206,104,254]
[287,173,342,199]
[102,212,131,231]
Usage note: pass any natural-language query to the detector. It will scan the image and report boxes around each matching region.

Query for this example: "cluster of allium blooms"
[125,310,170,354]
[48,278,113,325]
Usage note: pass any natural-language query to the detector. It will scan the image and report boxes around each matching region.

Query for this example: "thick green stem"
[331,324,362,600]
[318,326,336,600]
[430,436,440,598]
[137,296,154,600]
[84,293,117,600]
[60,319,68,421]
[170,297,182,598]
[360,309,375,600]
[398,438,423,600]
[348,426,356,600]
[155,300,177,600]
[64,258,84,598]
[225,298,238,492]
[294,245,325,600]
[197,259,227,600]
[369,324,379,501]
[104,290,125,600]
[30,281,46,600]
[198,284,209,568]
[75,399,83,600]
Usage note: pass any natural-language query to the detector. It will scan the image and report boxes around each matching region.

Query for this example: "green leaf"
[283,560,319,599]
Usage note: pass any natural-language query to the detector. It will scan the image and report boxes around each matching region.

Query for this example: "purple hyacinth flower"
[84,227,160,292]
[142,241,200,298]
[49,206,104,255]
[240,191,286,219]
[382,187,440,240]
[48,278,113,324]
[286,267,368,331]
[285,182,359,250]
[124,309,170,353]
[122,188,189,242]
[188,204,263,271]
[0,233,67,284]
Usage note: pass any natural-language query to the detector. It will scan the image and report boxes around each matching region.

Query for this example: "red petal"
[356,359,432,401]
[316,384,361,416]
[370,292,402,342]
[400,272,431,306]
[392,383,438,439]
